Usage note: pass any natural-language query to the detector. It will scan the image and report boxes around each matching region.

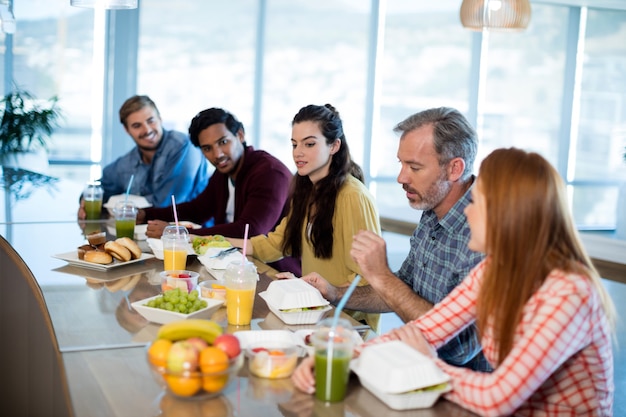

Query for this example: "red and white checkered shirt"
[370,260,614,416]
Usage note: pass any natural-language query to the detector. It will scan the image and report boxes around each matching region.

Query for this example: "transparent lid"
[83,181,103,200]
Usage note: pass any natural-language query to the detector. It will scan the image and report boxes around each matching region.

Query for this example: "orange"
[199,346,230,393]
[199,346,229,373]
[148,339,173,368]
[166,374,202,397]
[202,374,228,393]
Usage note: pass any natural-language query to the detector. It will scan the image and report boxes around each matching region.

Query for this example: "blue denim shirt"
[397,178,491,371]
[100,129,210,208]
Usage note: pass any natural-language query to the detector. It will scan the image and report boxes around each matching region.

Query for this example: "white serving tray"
[52,251,154,271]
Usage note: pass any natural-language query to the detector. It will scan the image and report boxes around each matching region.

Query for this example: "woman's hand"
[301,272,339,303]
[275,272,299,279]
[389,324,437,358]
[291,356,316,395]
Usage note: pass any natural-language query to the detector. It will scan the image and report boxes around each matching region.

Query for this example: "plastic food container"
[350,341,451,410]
[199,281,227,305]
[246,341,299,379]
[234,330,301,352]
[160,270,200,293]
[258,279,331,325]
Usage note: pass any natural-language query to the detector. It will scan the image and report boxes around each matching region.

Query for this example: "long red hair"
[475,148,615,364]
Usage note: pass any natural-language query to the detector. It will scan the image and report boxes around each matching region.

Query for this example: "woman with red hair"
[293,147,615,416]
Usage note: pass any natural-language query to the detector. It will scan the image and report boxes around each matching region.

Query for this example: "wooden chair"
[0,234,74,417]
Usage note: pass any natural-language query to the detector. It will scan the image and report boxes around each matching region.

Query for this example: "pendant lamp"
[70,0,137,9]
[460,0,531,32]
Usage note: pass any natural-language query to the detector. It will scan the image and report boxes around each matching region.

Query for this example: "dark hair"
[188,108,245,147]
[394,107,477,180]
[119,95,160,127]
[282,104,363,259]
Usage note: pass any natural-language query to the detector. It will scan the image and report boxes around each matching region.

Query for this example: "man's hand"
[146,220,169,238]
[136,209,146,224]
[77,198,86,220]
[350,230,391,283]
[351,230,434,321]
[301,272,339,304]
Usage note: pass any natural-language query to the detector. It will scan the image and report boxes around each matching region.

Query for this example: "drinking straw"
[171,195,180,231]
[124,174,134,203]
[241,223,249,265]
[331,274,361,329]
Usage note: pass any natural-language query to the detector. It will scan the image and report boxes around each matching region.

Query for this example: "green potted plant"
[0,88,62,171]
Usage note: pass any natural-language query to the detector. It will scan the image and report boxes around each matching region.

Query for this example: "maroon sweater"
[144,146,300,274]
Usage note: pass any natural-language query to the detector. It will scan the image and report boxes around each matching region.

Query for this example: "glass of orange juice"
[224,259,258,326]
[161,225,189,271]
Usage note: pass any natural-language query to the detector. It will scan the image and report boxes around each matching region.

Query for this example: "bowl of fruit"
[147,320,243,400]
[131,288,223,324]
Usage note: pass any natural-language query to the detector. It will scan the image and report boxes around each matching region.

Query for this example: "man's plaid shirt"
[397,179,490,371]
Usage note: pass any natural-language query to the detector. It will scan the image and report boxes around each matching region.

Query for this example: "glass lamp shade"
[460,0,531,32]
[70,0,137,9]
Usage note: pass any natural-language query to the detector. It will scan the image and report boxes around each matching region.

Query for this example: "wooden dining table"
[0,168,479,417]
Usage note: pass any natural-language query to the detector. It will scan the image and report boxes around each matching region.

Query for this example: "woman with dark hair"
[229,104,381,327]
[293,147,615,416]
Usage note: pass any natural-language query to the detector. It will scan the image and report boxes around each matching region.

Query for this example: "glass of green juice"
[113,201,137,239]
[312,318,355,403]
[82,182,103,220]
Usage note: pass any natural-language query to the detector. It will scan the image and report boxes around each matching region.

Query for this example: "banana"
[157,319,223,344]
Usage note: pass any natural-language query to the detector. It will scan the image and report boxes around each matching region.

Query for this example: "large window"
[258,0,371,166]
[373,0,473,221]
[137,0,257,142]
[572,8,626,229]
[9,0,96,182]
[3,1,626,234]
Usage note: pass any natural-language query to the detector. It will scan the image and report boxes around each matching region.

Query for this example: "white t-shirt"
[226,179,235,223]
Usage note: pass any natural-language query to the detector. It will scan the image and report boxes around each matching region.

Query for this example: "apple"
[213,334,241,359]
[167,340,199,373]
[186,336,208,353]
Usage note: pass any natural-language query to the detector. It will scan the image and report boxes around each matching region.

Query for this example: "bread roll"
[84,250,113,265]
[115,237,142,260]
[104,241,131,262]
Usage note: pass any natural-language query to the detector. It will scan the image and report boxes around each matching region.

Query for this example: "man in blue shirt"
[303,107,489,371]
[78,95,209,218]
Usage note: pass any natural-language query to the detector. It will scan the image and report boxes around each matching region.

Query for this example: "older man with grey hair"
[303,107,490,371]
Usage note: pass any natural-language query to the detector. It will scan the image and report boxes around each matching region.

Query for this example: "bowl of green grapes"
[131,286,224,324]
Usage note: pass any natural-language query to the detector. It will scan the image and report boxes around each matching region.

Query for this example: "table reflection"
[0,166,84,228]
